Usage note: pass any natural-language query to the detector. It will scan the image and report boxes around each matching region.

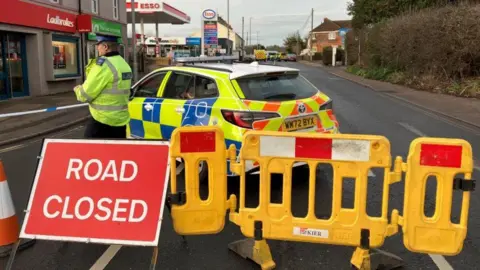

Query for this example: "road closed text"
[42,158,147,222]
[22,140,169,245]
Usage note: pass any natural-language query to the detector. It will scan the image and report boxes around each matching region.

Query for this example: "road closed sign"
[20,139,170,246]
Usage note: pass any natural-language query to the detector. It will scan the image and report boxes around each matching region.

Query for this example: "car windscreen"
[236,73,319,101]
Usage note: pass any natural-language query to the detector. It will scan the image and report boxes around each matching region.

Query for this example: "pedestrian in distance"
[73,34,133,139]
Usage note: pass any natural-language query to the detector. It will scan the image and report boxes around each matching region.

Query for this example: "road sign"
[20,139,170,246]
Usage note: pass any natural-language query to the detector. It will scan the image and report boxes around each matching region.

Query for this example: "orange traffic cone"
[0,161,19,248]
[0,161,35,261]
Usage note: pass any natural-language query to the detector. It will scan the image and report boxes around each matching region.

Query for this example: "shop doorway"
[0,31,29,100]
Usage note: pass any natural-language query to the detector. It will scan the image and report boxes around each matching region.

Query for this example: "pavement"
[299,60,480,128]
[0,62,480,269]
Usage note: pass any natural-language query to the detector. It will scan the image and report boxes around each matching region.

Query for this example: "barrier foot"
[351,247,404,270]
[228,238,276,270]
[0,239,36,258]
[165,198,186,243]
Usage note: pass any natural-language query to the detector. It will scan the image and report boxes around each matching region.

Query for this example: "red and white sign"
[126,0,162,13]
[258,135,371,161]
[0,0,77,33]
[20,139,171,246]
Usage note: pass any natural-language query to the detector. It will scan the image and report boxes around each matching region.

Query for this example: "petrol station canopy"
[126,0,191,24]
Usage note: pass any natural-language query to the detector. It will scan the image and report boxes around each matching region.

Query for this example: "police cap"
[96,34,118,45]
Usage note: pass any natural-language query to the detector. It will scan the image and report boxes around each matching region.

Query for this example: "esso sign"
[140,3,160,9]
[202,9,216,20]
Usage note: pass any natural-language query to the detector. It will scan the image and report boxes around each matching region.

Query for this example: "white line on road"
[429,254,454,270]
[89,245,122,270]
[398,122,428,137]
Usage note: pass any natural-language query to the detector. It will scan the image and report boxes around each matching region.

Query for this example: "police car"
[127,56,339,180]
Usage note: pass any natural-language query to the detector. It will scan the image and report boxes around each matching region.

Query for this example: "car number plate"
[284,116,317,132]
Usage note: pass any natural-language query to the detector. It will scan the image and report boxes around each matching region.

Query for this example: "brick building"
[309,18,351,53]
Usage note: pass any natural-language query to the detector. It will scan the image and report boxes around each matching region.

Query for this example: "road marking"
[429,254,454,270]
[89,245,122,270]
[398,122,428,137]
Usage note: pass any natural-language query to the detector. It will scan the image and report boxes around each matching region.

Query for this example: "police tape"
[0,103,88,119]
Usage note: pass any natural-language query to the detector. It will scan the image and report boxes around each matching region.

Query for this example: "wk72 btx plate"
[284,115,317,132]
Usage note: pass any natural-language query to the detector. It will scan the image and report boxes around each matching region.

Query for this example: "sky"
[127,0,352,46]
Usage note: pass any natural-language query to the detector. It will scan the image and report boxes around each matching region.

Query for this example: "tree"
[347,0,462,29]
[266,45,286,52]
[283,31,306,54]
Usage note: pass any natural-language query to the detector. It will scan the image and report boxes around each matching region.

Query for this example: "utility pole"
[249,17,252,46]
[310,8,314,61]
[256,31,259,49]
[131,0,138,82]
[227,0,230,55]
[242,17,245,59]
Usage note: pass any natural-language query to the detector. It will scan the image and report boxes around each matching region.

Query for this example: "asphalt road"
[1,62,479,270]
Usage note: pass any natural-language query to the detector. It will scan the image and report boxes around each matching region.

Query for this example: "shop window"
[113,0,119,20]
[52,35,80,78]
[91,0,98,14]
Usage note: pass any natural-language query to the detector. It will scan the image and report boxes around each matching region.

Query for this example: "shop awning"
[126,1,190,24]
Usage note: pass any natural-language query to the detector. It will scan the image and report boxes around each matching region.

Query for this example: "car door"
[159,71,219,140]
[127,71,168,139]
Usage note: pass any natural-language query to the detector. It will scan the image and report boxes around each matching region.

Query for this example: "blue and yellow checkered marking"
[181,98,217,127]
[129,97,219,140]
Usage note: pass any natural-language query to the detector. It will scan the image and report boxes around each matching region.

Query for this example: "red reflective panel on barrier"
[180,131,216,153]
[295,137,332,159]
[420,144,462,168]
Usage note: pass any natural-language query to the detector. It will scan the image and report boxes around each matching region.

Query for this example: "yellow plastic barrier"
[168,126,234,235]
[169,127,476,270]
[229,131,393,248]
[401,138,474,255]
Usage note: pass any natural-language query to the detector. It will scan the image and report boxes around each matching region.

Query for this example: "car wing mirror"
[129,87,136,100]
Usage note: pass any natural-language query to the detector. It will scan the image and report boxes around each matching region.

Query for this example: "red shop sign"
[0,0,77,33]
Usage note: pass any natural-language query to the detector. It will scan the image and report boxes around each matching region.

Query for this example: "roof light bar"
[175,55,239,64]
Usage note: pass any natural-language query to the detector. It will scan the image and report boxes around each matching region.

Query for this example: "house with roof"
[308,18,352,53]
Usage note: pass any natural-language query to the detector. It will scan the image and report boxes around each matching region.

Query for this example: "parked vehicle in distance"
[287,53,297,62]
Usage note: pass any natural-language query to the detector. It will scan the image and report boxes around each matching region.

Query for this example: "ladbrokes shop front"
[0,0,82,100]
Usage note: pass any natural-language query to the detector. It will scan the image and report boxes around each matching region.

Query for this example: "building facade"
[309,18,351,53]
[0,0,128,100]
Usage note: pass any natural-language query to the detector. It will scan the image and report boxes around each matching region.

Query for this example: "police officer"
[74,34,132,139]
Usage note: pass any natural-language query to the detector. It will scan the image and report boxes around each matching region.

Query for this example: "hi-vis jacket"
[74,52,132,127]
[85,58,96,78]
